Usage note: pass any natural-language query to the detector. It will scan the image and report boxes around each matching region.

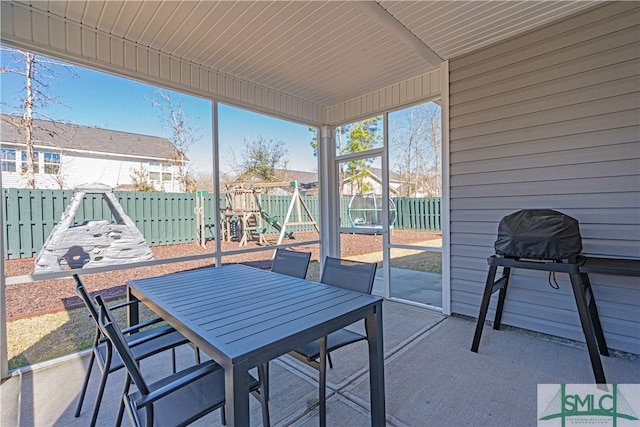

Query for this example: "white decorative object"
[34,183,153,272]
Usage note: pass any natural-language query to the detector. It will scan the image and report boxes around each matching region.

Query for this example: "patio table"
[127,263,385,427]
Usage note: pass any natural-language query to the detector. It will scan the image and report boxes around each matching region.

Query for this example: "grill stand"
[471,255,609,384]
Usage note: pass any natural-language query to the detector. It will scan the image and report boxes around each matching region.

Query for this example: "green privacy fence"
[392,197,442,231]
[2,188,441,259]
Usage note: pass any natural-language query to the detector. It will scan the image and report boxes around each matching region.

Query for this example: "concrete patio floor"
[2,300,639,426]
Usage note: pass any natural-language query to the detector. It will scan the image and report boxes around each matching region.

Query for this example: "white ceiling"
[23,1,599,108]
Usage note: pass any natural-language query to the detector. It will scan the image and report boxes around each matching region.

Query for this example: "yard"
[5,229,441,369]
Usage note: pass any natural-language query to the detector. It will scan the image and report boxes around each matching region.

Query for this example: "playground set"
[33,181,318,273]
[218,180,319,247]
[34,183,154,272]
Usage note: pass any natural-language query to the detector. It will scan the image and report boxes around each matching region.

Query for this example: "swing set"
[217,180,319,247]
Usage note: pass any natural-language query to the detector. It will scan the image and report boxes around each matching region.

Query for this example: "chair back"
[74,274,100,321]
[320,256,377,294]
[271,249,311,279]
[95,295,151,396]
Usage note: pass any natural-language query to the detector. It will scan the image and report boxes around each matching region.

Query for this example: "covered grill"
[493,209,583,262]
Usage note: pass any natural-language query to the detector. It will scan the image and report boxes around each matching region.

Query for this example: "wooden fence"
[2,188,441,259]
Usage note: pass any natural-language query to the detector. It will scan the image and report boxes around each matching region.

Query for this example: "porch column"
[318,125,339,262]
[0,167,7,379]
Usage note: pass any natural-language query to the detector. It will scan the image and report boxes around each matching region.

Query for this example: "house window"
[149,162,172,182]
[43,152,61,174]
[21,150,40,174]
[1,148,17,172]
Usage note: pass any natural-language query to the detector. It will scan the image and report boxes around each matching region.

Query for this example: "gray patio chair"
[73,275,191,427]
[95,295,270,427]
[271,248,311,278]
[263,248,312,399]
[292,257,377,369]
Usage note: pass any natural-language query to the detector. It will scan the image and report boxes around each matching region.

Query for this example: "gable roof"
[368,167,403,183]
[0,116,181,161]
[279,169,319,186]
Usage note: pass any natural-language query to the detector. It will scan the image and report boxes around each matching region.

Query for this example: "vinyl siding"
[448,2,640,354]
[1,153,181,192]
[325,68,441,125]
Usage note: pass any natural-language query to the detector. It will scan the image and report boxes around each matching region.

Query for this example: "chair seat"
[130,360,261,427]
[295,328,366,362]
[96,325,189,373]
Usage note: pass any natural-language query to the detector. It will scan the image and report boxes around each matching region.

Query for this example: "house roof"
[233,168,318,186]
[368,167,403,183]
[279,169,319,186]
[1,1,600,122]
[0,116,181,161]
[233,168,402,188]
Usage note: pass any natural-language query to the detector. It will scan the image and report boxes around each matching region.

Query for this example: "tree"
[0,47,74,188]
[391,103,441,197]
[191,171,215,193]
[309,117,381,194]
[341,121,379,194]
[149,89,199,192]
[130,164,159,192]
[233,136,288,182]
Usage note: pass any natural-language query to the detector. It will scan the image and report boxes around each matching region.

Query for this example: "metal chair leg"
[74,349,96,417]
[116,375,131,427]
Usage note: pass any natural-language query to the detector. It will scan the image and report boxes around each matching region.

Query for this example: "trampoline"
[347,192,397,228]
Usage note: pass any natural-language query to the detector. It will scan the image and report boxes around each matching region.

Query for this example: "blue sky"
[0,48,317,175]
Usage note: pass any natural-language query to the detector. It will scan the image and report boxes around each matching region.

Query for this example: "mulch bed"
[5,230,439,320]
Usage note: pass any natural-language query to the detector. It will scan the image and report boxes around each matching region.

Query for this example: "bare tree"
[0,47,74,188]
[149,89,201,192]
[391,103,441,197]
[192,171,215,193]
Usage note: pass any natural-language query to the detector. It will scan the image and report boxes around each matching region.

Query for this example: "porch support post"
[0,165,7,379]
[211,101,223,267]
[440,59,452,315]
[318,125,339,262]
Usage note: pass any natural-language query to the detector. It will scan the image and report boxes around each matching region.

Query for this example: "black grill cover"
[494,209,582,261]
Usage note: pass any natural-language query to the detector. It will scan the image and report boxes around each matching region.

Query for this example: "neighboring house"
[232,167,407,197]
[0,116,187,192]
[340,167,404,196]
[280,169,319,196]
[231,168,319,196]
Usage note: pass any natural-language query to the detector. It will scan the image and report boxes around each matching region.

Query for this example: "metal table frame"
[127,264,386,427]
[471,256,612,383]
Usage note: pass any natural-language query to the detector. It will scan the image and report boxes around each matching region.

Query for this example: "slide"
[261,211,296,239]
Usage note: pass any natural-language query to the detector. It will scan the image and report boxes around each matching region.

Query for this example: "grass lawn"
[7,299,158,370]
[7,245,441,370]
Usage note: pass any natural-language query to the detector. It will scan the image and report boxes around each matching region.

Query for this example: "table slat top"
[128,264,382,366]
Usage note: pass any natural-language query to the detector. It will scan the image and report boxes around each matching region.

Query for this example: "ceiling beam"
[357,1,443,68]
